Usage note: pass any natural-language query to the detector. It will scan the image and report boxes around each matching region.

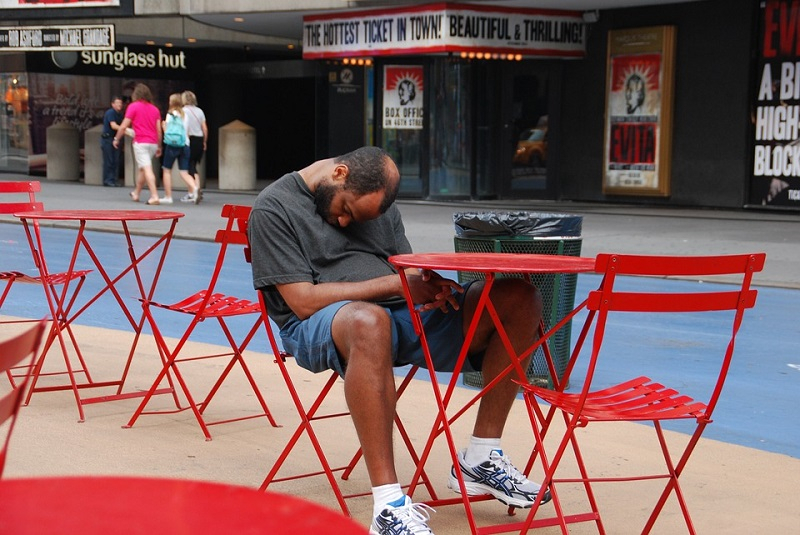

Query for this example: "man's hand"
[405,269,463,312]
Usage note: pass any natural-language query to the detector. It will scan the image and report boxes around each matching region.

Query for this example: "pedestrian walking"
[113,83,162,205]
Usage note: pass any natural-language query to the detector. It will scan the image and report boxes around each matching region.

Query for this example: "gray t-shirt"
[249,171,412,327]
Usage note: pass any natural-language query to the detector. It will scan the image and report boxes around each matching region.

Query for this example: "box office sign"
[303,3,585,59]
[0,24,114,51]
[602,26,676,197]
[383,65,424,130]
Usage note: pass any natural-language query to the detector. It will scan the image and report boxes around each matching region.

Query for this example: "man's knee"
[492,278,543,322]
[332,302,392,360]
[337,302,390,333]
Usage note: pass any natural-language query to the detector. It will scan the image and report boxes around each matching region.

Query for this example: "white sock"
[464,436,502,466]
[372,483,404,517]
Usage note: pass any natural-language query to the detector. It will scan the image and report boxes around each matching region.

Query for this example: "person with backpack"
[160,93,201,204]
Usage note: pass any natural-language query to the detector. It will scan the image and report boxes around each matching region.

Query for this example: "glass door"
[427,59,472,198]
[498,62,559,199]
[378,62,427,198]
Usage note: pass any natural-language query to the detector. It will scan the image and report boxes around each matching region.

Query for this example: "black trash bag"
[453,211,582,238]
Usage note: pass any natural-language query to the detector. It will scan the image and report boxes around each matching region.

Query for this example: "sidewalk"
[2,177,800,533]
[2,320,797,534]
[3,175,799,288]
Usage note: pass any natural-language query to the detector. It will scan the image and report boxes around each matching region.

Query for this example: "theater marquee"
[302,2,586,59]
[603,26,676,197]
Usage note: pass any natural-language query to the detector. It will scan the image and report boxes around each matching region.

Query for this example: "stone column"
[83,124,103,186]
[46,122,80,181]
[218,120,256,191]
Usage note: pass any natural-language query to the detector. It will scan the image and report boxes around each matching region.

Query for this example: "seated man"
[249,146,549,535]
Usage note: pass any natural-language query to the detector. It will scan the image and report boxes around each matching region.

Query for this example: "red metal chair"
[516,252,766,534]
[124,204,278,440]
[244,208,435,516]
[0,320,46,477]
[0,181,90,386]
[1,181,91,321]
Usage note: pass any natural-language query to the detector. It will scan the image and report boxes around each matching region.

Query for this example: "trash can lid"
[453,211,582,238]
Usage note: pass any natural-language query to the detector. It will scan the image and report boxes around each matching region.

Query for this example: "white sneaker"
[448,449,551,509]
[370,495,434,534]
[159,196,173,204]
[180,193,195,203]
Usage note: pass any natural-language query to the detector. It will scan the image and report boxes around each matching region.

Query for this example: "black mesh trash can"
[453,211,583,389]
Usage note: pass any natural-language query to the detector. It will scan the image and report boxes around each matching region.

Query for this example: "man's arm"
[112,117,131,147]
[277,276,402,320]
[277,269,462,320]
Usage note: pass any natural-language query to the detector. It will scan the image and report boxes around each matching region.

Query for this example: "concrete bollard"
[218,120,256,191]
[83,124,103,186]
[46,122,80,181]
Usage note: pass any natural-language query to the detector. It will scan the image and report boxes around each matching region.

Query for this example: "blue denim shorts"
[279,282,479,377]
[161,144,189,171]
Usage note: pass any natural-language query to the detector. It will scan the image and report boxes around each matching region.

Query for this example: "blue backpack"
[164,111,186,147]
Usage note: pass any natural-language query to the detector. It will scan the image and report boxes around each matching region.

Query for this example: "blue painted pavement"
[2,225,798,459]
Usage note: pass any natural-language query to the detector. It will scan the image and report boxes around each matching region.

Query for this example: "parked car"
[513,126,548,168]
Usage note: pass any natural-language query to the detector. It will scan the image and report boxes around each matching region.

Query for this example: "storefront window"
[1,73,30,173]
[429,60,471,197]
[365,64,374,146]
[474,62,500,198]
[383,128,422,195]
[509,72,549,193]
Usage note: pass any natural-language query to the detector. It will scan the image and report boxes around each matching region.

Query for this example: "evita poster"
[602,26,675,197]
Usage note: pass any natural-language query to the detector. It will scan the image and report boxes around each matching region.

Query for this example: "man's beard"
[314,181,338,224]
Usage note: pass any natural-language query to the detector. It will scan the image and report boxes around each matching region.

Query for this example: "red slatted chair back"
[0,320,46,476]
[516,252,767,533]
[0,181,44,214]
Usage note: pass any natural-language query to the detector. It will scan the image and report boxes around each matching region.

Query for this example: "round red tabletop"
[0,476,367,534]
[12,209,185,221]
[389,252,597,274]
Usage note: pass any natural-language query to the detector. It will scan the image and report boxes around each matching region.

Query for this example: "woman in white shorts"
[113,83,163,205]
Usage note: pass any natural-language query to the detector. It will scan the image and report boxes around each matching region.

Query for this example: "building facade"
[1,0,796,211]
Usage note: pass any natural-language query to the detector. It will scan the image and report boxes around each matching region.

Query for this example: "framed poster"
[383,65,423,130]
[603,26,676,196]
[750,0,800,209]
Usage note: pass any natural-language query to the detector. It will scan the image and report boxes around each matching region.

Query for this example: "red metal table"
[0,475,367,534]
[12,209,184,421]
[388,252,597,535]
